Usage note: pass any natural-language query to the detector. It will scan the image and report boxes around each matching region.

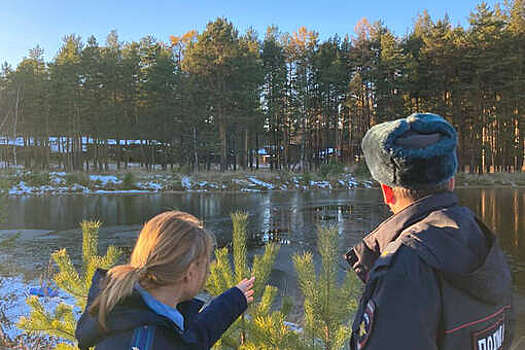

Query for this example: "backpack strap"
[130,325,156,350]
[474,216,497,242]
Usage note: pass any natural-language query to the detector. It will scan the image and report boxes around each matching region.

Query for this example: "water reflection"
[1,188,523,333]
[0,190,389,277]
[456,188,525,293]
[250,228,290,247]
[2,189,521,266]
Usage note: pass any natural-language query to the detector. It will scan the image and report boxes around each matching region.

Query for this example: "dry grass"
[455,172,525,187]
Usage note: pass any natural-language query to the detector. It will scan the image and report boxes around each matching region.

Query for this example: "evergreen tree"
[79,35,104,170]
[15,212,364,349]
[293,226,360,350]
[262,26,288,170]
[312,35,350,165]
[18,221,121,349]
[182,18,263,171]
[368,23,407,122]
[48,35,84,170]
[136,36,178,169]
[1,4,523,172]
[206,212,301,349]
[506,0,525,171]
[11,46,49,169]
[100,30,125,170]
[120,40,142,169]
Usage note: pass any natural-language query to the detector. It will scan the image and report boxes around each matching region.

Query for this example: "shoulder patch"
[357,300,376,350]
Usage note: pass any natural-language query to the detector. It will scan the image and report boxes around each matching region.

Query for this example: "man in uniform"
[345,113,514,349]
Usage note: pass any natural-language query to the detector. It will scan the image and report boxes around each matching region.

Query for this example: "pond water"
[0,187,523,337]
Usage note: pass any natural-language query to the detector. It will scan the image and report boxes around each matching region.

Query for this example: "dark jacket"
[75,269,247,350]
[345,192,514,350]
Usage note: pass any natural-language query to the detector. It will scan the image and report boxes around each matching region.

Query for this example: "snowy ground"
[0,274,305,344]
[0,275,78,340]
[2,170,373,197]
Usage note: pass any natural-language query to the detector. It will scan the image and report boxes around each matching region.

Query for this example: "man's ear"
[381,184,395,205]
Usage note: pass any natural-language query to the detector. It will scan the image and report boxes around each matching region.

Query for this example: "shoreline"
[0,169,523,197]
[4,186,525,198]
[0,169,372,196]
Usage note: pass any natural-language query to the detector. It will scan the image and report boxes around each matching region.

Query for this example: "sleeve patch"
[357,300,376,350]
[472,317,505,350]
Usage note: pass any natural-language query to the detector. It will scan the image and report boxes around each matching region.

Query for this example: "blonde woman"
[75,211,254,350]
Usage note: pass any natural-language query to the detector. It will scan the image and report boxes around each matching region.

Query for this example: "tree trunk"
[24,136,30,169]
[193,127,198,172]
[125,139,129,169]
[151,141,155,171]
[255,133,260,170]
[116,138,121,170]
[244,128,249,170]
[219,120,227,171]
[104,139,109,171]
[232,133,237,171]
[12,86,20,167]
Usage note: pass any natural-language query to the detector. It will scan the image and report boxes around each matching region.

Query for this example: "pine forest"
[0,1,523,174]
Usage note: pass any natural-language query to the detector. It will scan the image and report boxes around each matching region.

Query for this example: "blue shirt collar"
[135,283,185,331]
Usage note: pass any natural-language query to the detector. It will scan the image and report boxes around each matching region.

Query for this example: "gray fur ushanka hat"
[361,113,458,189]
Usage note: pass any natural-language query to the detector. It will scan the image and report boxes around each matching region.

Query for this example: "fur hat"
[361,113,458,189]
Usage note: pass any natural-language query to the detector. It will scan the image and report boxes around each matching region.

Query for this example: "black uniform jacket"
[345,192,514,350]
[75,269,247,350]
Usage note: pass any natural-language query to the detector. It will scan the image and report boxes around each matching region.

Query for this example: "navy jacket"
[346,192,514,350]
[75,269,247,350]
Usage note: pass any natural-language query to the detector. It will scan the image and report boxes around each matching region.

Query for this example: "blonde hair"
[89,211,214,330]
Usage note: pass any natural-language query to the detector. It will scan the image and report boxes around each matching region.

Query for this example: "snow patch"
[8,181,78,195]
[247,177,274,190]
[49,172,66,177]
[241,188,261,192]
[49,172,67,185]
[50,177,65,185]
[337,174,359,189]
[93,189,148,194]
[363,180,373,188]
[89,175,121,185]
[4,170,370,195]
[0,276,78,339]
[312,181,332,190]
[8,181,32,195]
[70,184,90,193]
[232,179,254,187]
[181,176,192,190]
[138,182,163,191]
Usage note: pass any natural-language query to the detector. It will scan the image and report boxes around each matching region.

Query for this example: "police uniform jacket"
[345,192,514,350]
[75,269,247,350]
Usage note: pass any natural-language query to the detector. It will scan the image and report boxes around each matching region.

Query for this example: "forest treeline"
[0,1,523,173]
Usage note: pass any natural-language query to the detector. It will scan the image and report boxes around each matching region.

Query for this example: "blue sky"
[1,0,500,67]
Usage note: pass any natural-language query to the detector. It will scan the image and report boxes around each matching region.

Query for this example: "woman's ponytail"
[88,264,142,330]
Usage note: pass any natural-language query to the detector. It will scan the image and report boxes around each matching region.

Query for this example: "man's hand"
[236,277,255,303]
